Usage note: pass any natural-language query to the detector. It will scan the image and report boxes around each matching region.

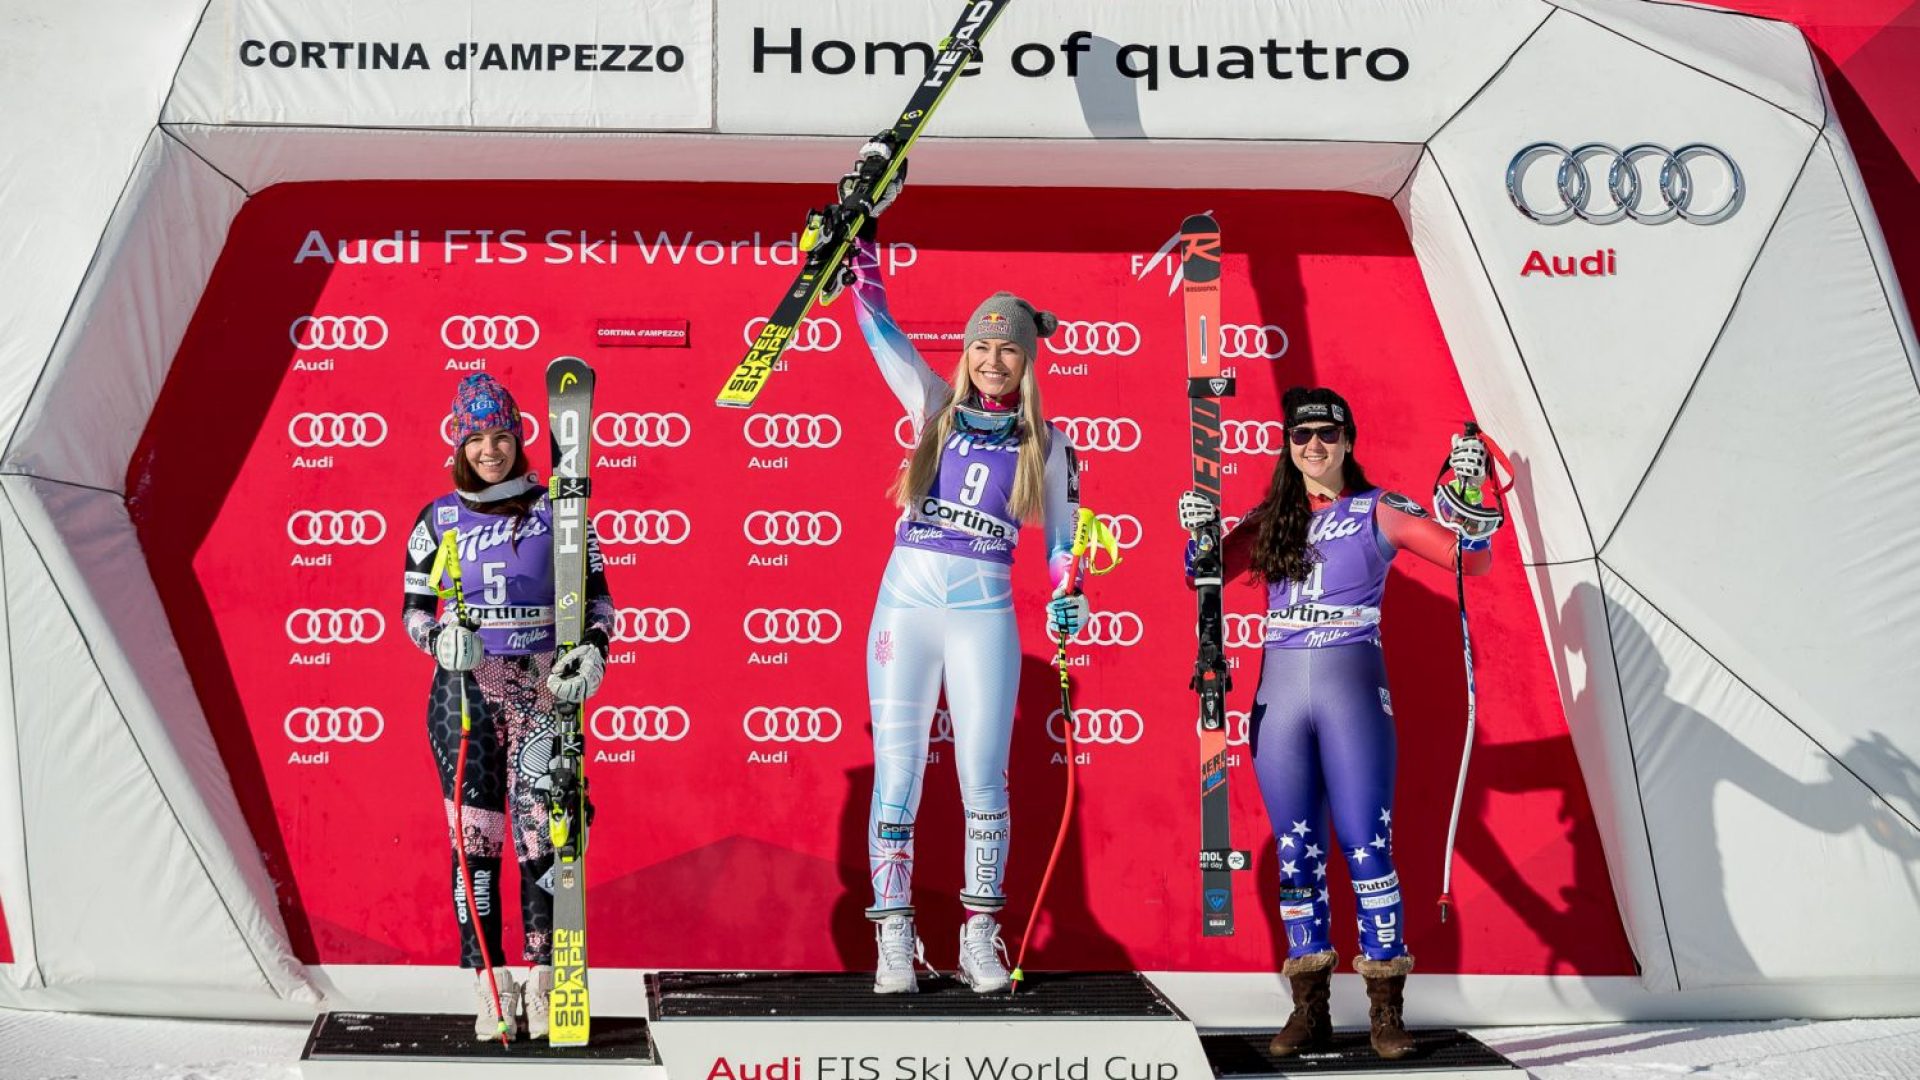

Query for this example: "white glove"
[546,643,606,704]
[1177,490,1219,532]
[1047,591,1091,640]
[1449,433,1489,487]
[433,622,483,673]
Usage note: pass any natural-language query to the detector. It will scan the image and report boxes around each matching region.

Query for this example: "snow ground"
[2,1010,1917,1080]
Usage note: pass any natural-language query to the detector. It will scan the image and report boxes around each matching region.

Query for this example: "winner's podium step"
[1200,1030,1520,1078]
[646,970,1211,1080]
[650,970,1183,1018]
[299,1011,662,1079]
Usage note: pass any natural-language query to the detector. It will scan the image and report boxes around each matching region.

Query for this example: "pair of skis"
[715,0,1014,409]
[1180,215,1251,935]
[546,357,596,1046]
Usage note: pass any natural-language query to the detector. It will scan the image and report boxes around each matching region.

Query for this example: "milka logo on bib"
[944,432,1018,456]
[458,515,550,561]
[1308,513,1365,544]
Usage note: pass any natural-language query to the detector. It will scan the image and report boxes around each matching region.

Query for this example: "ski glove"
[1047,591,1091,639]
[1176,490,1219,532]
[546,643,606,704]
[432,622,483,673]
[1448,433,1489,486]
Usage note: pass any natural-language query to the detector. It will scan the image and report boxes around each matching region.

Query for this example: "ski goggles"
[1287,424,1346,446]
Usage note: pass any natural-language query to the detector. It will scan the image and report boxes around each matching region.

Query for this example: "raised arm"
[847,238,951,427]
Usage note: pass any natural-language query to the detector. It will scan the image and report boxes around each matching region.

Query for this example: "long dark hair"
[1247,387,1373,584]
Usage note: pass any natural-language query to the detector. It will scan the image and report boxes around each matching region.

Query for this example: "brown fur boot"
[1266,950,1336,1057]
[1354,954,1416,1060]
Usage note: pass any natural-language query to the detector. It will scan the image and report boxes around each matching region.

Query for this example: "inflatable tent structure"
[0,0,1915,1024]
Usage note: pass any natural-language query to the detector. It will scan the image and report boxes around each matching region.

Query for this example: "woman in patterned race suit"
[1178,387,1502,1060]
[400,373,614,1041]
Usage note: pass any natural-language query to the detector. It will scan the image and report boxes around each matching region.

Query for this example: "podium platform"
[299,1010,662,1079]
[1201,1030,1519,1077]
[298,972,1521,1080]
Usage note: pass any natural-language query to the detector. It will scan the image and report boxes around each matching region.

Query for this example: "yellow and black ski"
[716,0,1014,409]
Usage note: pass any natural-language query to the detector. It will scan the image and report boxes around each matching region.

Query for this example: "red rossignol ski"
[1181,214,1247,935]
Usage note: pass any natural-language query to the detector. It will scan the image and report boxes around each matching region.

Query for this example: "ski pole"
[1432,423,1511,923]
[431,529,510,1046]
[1011,509,1120,994]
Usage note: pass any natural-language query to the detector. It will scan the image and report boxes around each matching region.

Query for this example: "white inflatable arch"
[1,0,1914,1021]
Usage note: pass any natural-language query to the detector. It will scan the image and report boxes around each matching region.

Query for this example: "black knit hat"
[1282,386,1354,431]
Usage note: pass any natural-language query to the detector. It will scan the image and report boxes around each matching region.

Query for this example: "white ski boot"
[874,913,929,994]
[956,913,1012,993]
[523,964,554,1040]
[473,967,522,1042]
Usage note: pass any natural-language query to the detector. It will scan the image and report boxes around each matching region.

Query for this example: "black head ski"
[546,356,596,1044]
[716,0,1014,409]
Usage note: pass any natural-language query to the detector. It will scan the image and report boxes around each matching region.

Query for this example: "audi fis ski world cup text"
[291,229,918,271]
[708,1053,1185,1080]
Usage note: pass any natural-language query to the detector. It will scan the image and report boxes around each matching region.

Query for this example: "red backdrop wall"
[130,180,1633,976]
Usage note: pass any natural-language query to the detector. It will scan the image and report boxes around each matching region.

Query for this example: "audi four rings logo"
[1054,417,1142,453]
[1098,513,1143,550]
[284,707,385,744]
[743,510,842,546]
[1219,324,1290,360]
[590,705,692,742]
[1507,143,1743,225]
[1048,707,1145,746]
[1224,613,1266,650]
[442,412,540,445]
[1053,320,1142,357]
[1222,709,1253,747]
[743,317,841,352]
[285,608,385,645]
[289,315,388,351]
[441,315,540,350]
[743,706,844,743]
[289,412,388,448]
[1222,420,1289,456]
[594,509,693,546]
[931,707,955,744]
[745,413,842,449]
[287,510,387,546]
[894,415,917,450]
[1048,611,1144,647]
[596,412,691,448]
[614,607,691,644]
[744,608,843,645]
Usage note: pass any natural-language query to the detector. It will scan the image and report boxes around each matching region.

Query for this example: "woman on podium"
[1177,387,1502,1059]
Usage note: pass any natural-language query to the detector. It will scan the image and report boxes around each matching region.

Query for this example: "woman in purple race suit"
[400,373,614,1042]
[1178,387,1502,1060]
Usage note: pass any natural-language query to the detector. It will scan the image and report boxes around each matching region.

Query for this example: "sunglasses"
[1288,425,1345,446]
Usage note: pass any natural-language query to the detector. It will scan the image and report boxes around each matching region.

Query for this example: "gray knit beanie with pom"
[962,291,1058,359]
